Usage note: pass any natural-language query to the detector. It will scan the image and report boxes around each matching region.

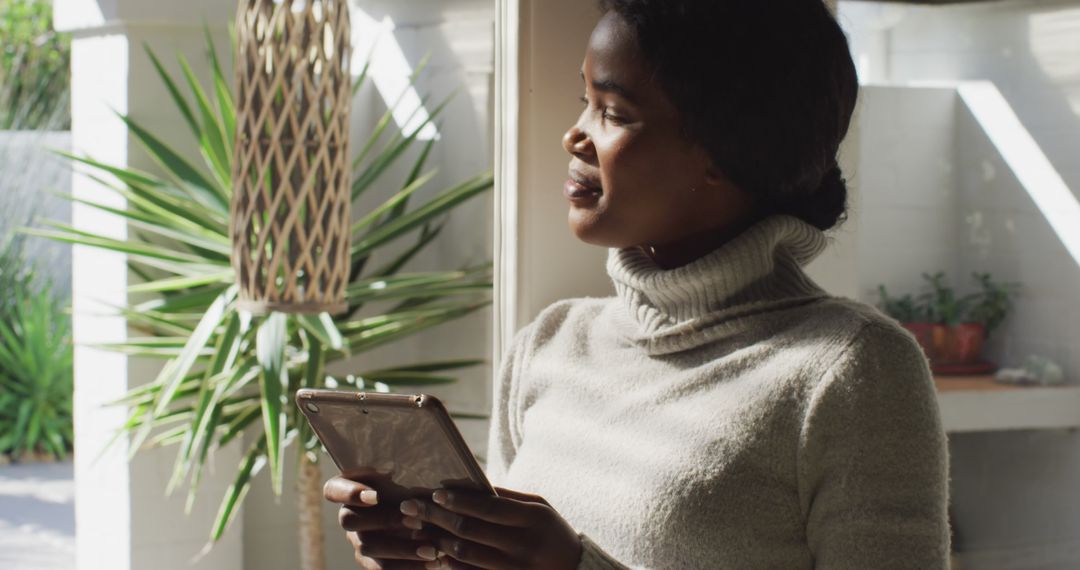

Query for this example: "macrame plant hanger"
[232,0,352,316]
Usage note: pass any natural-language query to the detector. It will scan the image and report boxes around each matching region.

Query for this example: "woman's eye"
[580,95,625,125]
[602,109,624,125]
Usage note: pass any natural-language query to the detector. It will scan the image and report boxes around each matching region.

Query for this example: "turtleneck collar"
[605,214,830,355]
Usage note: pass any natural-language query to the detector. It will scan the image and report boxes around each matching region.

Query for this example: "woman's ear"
[688,146,726,190]
[702,162,733,191]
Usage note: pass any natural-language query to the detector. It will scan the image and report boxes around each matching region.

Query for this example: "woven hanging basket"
[232,0,352,315]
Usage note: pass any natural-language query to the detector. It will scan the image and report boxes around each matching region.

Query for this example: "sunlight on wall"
[351,9,440,140]
[1029,7,1080,117]
[836,2,907,84]
[957,81,1080,268]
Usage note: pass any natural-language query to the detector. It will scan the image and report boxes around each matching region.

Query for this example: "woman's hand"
[325,475,443,569]
[399,486,582,570]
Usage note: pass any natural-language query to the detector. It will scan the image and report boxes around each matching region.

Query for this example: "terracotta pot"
[902,322,986,365]
[932,323,985,365]
[901,322,936,359]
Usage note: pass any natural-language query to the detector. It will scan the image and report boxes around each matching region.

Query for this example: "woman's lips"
[564,177,602,203]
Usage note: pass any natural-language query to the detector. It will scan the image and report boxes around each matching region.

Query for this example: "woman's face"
[561,11,755,250]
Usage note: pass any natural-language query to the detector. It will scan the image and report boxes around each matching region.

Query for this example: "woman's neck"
[640,213,765,270]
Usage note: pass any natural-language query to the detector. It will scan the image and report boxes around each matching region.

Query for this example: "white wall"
[842,0,1080,203]
[838,7,1080,561]
[954,99,1080,377]
[853,86,960,302]
[0,131,72,297]
[853,81,1080,567]
[952,95,1080,568]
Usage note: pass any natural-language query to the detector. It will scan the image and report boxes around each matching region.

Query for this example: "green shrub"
[0,278,73,460]
[0,233,34,323]
[0,0,71,130]
[0,0,74,461]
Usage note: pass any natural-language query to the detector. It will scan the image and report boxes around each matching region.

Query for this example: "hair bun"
[791,164,848,232]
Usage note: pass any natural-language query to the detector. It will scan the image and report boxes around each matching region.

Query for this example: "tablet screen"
[299,391,491,503]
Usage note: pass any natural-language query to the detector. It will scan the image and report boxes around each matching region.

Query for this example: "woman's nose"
[562,125,593,159]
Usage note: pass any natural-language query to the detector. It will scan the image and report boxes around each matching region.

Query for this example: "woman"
[324,0,951,568]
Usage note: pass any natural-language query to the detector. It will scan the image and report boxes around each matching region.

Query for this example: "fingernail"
[359,490,378,505]
[432,490,448,505]
[416,545,438,561]
[402,515,423,530]
[400,500,418,516]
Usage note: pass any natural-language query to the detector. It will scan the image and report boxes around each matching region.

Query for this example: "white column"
[55,2,242,569]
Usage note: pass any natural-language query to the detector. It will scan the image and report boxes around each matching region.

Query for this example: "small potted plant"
[876,283,934,354]
[877,272,1019,374]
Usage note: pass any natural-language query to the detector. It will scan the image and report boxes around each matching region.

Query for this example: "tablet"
[295,389,494,504]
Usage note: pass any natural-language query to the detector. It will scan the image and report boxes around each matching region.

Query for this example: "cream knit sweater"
[485,214,951,569]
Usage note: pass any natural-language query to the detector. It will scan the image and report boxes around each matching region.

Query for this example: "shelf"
[935,375,1080,433]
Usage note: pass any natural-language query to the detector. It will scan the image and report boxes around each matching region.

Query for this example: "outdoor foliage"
[0,67,75,459]
[0,232,34,324]
[0,0,71,130]
[29,31,492,543]
[0,234,73,461]
[0,274,73,460]
[877,271,1020,333]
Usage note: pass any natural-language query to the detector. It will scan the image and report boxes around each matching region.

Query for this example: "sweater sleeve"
[484,324,534,486]
[798,323,951,569]
[578,534,632,570]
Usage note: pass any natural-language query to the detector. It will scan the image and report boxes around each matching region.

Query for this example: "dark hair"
[598,0,858,231]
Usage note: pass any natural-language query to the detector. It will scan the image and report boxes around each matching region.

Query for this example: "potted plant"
[876,283,932,354]
[28,31,492,569]
[877,271,1019,374]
